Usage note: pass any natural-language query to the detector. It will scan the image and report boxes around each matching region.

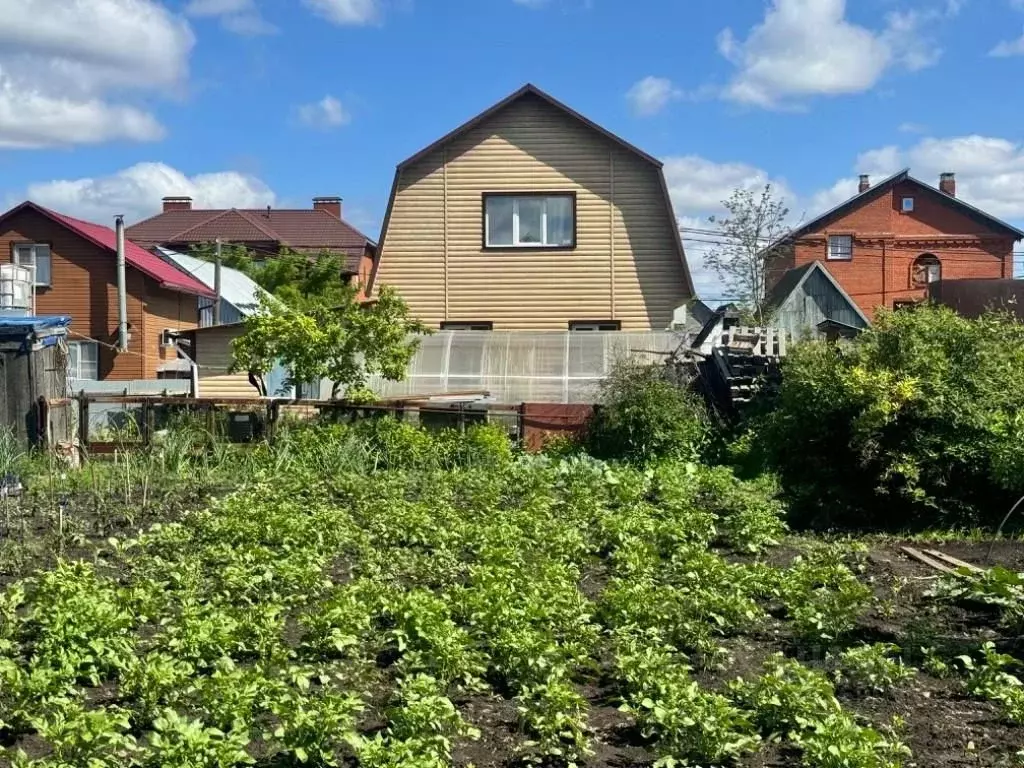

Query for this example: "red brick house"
[127,196,378,292]
[0,202,214,381]
[767,170,1023,320]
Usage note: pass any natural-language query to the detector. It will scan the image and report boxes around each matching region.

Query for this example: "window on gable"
[67,341,99,380]
[901,197,914,212]
[484,194,575,248]
[12,243,51,286]
[827,234,853,261]
[569,320,621,332]
[911,254,941,287]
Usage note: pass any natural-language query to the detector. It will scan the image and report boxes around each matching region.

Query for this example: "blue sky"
[2,0,1023,297]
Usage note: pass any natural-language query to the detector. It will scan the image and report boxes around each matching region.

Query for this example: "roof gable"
[788,169,1024,241]
[766,260,870,327]
[0,202,214,297]
[378,84,694,295]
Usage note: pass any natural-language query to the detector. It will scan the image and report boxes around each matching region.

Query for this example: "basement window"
[569,320,621,332]
[901,197,915,212]
[827,234,853,261]
[12,243,51,286]
[484,193,575,248]
[441,321,494,331]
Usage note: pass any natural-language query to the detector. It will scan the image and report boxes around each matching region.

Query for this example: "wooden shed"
[0,316,73,446]
[765,261,870,340]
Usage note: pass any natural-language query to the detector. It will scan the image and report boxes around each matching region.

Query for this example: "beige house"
[371,84,695,331]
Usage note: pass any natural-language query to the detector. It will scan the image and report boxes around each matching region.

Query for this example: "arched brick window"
[911,254,941,287]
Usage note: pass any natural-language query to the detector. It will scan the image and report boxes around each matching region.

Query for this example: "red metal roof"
[28,204,214,297]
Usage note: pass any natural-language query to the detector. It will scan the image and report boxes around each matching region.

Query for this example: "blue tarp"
[0,315,71,338]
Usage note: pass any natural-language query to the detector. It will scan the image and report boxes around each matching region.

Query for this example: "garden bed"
[0,453,1021,768]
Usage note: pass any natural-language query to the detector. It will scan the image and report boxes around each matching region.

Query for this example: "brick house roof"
[127,207,377,273]
[0,202,214,297]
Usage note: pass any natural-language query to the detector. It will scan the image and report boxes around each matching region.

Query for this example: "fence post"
[517,403,525,448]
[141,400,153,447]
[35,396,48,449]
[78,393,89,451]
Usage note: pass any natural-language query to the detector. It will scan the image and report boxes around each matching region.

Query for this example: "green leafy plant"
[829,643,917,694]
[516,675,591,766]
[795,712,911,768]
[143,708,253,768]
[957,642,1024,724]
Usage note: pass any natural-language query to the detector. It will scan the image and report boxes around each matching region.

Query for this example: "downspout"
[881,239,886,310]
[114,215,128,352]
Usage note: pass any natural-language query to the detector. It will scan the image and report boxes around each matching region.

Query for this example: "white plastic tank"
[0,264,32,316]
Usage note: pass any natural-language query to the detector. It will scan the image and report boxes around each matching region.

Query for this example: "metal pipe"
[115,215,128,352]
[214,238,223,325]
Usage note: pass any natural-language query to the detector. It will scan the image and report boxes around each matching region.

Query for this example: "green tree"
[231,284,429,400]
[705,185,792,325]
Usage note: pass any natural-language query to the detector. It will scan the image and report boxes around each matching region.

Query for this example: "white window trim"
[12,243,51,287]
[484,194,574,249]
[67,341,99,380]
[901,197,915,212]
[827,234,854,261]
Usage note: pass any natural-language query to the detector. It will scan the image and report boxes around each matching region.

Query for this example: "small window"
[827,235,853,261]
[440,321,493,331]
[67,341,99,380]
[569,320,621,332]
[901,197,914,212]
[12,243,51,286]
[160,329,179,348]
[484,194,575,248]
[911,254,941,287]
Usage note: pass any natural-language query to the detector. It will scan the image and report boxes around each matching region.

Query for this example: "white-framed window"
[441,321,493,331]
[12,243,51,286]
[569,320,621,332]
[68,341,99,380]
[827,234,853,261]
[160,329,178,348]
[901,197,915,212]
[484,194,575,248]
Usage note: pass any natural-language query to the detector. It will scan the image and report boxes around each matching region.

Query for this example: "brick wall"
[786,180,1015,320]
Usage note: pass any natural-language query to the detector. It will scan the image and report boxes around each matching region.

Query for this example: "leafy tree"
[747,305,1024,529]
[231,284,429,400]
[706,185,792,324]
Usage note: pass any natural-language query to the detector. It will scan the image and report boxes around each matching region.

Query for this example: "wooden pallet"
[720,326,788,358]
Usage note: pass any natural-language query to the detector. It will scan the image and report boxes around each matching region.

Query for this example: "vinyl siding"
[193,325,260,398]
[143,286,199,379]
[375,95,691,331]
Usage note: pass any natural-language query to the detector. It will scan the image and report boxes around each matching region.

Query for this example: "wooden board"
[901,546,957,575]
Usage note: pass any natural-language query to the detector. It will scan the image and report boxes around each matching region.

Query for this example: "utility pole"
[214,238,223,326]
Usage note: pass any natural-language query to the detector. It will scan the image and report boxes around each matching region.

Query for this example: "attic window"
[901,197,914,212]
[827,235,853,261]
[484,193,575,248]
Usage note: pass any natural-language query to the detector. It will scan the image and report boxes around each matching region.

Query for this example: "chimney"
[858,174,870,193]
[939,172,956,197]
[313,196,343,218]
[162,196,192,212]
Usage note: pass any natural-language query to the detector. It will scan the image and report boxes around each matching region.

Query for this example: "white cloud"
[24,162,276,224]
[717,0,952,108]
[898,121,928,134]
[856,146,904,177]
[296,96,350,129]
[626,76,681,117]
[302,0,380,25]
[512,0,550,6]
[185,0,276,36]
[0,0,193,148]
[991,29,1024,56]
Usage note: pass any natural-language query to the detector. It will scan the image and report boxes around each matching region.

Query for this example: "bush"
[750,306,1024,529]
[584,361,709,465]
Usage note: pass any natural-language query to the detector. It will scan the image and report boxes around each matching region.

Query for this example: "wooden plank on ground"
[901,546,957,575]
[923,549,983,573]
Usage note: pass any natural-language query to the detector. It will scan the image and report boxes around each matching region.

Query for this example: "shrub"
[750,306,1024,529]
[584,360,709,465]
